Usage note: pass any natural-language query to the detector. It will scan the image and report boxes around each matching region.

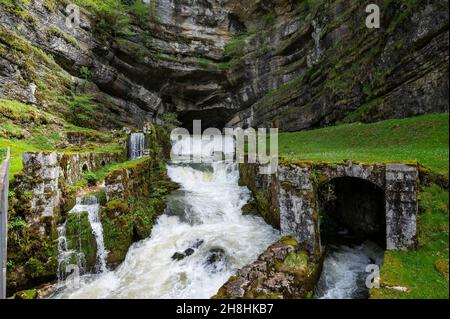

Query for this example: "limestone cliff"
[1,0,448,131]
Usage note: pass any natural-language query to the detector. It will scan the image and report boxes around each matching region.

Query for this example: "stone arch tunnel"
[241,161,419,256]
[317,176,387,249]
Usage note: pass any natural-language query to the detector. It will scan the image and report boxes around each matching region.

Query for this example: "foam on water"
[53,137,280,299]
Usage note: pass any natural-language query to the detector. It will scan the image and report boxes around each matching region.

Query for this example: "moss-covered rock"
[13,289,38,299]
[213,236,323,299]
[239,162,280,229]
[101,149,178,268]
[65,212,97,272]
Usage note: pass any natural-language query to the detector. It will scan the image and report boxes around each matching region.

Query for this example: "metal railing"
[0,148,10,299]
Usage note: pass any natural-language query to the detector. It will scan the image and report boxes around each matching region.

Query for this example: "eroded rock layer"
[1,0,448,130]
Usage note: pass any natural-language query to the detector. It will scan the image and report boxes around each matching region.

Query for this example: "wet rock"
[171,239,204,261]
[184,248,195,257]
[190,239,205,249]
[172,252,186,261]
[204,248,228,273]
[213,236,322,299]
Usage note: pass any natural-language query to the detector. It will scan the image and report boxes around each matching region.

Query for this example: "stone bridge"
[240,160,419,256]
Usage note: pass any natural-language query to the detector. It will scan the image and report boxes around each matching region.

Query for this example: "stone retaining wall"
[13,151,124,224]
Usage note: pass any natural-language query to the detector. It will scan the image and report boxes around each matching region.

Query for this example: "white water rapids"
[314,241,384,299]
[53,137,280,299]
[52,136,383,299]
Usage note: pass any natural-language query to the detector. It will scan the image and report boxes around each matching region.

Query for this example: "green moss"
[13,289,38,299]
[278,114,449,176]
[224,33,248,58]
[254,191,279,229]
[65,212,97,272]
[0,98,124,178]
[242,199,257,215]
[279,236,299,247]
[101,153,176,268]
[47,27,79,46]
[261,13,276,27]
[101,197,159,267]
[43,0,57,12]
[0,0,36,23]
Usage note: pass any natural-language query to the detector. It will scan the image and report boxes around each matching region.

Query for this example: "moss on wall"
[101,158,178,268]
[65,211,97,272]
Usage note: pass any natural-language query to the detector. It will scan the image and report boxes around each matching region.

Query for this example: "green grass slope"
[0,99,122,178]
[371,185,449,299]
[278,113,449,175]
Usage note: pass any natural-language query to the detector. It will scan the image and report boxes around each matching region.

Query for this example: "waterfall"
[57,222,85,285]
[52,136,280,299]
[129,133,145,160]
[56,195,108,287]
[314,241,384,299]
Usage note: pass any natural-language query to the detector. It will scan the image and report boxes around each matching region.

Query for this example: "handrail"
[0,147,11,299]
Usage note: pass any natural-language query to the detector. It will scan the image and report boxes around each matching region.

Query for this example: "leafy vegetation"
[224,33,248,58]
[371,184,449,299]
[261,13,276,27]
[0,99,121,178]
[158,112,181,132]
[61,94,97,128]
[0,147,6,163]
[65,0,153,41]
[277,113,449,175]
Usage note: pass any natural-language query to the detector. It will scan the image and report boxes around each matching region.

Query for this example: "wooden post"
[0,148,11,299]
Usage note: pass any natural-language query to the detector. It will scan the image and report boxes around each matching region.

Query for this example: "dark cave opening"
[178,108,236,132]
[318,177,386,249]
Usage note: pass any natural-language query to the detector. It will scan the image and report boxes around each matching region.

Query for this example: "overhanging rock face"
[240,161,419,255]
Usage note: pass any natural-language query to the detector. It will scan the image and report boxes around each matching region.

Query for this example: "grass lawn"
[371,185,449,299]
[276,113,449,299]
[278,113,449,175]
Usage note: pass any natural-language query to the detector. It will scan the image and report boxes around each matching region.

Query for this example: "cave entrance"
[318,177,386,249]
[179,108,236,133]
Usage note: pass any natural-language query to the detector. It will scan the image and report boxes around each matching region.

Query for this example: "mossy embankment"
[371,184,449,299]
[277,113,449,177]
[213,236,322,299]
[5,117,176,295]
[242,113,449,299]
[0,99,125,179]
[99,140,178,268]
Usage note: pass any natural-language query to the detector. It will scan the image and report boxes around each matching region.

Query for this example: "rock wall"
[225,0,449,130]
[101,158,178,268]
[1,0,447,130]
[239,160,419,257]
[12,151,124,224]
[6,150,123,293]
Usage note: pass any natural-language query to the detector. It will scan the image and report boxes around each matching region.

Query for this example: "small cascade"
[57,195,108,287]
[314,241,384,299]
[129,133,145,160]
[57,222,86,285]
